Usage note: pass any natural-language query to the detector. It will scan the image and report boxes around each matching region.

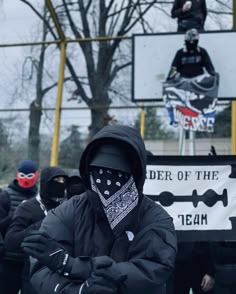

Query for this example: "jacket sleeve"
[4,202,41,255]
[201,48,215,75]
[117,210,177,294]
[29,200,90,293]
[171,50,182,72]
[0,190,12,236]
[31,264,83,294]
[167,50,181,80]
[171,0,183,19]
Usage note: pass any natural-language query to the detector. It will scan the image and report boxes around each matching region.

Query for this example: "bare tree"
[20,0,233,144]
[20,0,175,138]
[22,5,61,163]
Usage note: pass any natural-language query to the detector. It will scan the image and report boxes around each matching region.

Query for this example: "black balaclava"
[40,166,68,211]
[67,176,85,199]
[185,28,199,52]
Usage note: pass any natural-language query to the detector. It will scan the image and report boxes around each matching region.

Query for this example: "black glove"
[21,231,70,275]
[81,259,127,294]
[92,256,114,270]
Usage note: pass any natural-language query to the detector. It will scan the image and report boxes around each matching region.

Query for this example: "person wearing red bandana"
[0,159,38,294]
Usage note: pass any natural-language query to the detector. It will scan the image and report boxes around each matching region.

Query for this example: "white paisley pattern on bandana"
[90,171,139,230]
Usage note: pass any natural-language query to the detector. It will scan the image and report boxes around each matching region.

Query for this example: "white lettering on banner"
[177,170,191,181]
[195,170,219,180]
[178,214,208,226]
[175,109,215,132]
[146,170,173,181]
[146,169,219,181]
[144,165,235,231]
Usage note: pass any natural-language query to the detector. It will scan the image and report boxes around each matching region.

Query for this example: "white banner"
[144,156,236,241]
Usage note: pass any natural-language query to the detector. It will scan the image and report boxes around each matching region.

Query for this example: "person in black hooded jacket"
[22,125,177,294]
[0,160,38,294]
[0,160,38,237]
[66,170,86,199]
[4,166,68,294]
[171,0,207,32]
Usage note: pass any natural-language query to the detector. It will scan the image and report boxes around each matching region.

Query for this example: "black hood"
[79,125,147,194]
[40,166,68,201]
[66,170,85,199]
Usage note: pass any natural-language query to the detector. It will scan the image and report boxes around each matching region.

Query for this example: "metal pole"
[140,107,145,138]
[232,2,236,154]
[179,128,186,155]
[50,41,66,166]
[0,36,130,48]
[189,130,195,155]
[45,0,67,166]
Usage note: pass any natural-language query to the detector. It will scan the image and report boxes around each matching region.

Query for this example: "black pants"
[177,19,204,33]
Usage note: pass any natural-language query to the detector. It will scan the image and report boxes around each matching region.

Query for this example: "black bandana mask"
[89,166,139,232]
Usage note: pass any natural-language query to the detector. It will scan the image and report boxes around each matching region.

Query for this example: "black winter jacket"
[171,0,207,24]
[30,125,177,294]
[7,180,38,214]
[171,47,215,78]
[0,190,11,237]
[0,181,37,236]
[5,197,45,257]
[3,198,45,294]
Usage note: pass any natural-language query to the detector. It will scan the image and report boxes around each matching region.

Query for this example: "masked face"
[90,167,130,199]
[41,176,67,210]
[89,166,139,232]
[185,40,199,52]
[67,182,85,198]
[17,171,39,188]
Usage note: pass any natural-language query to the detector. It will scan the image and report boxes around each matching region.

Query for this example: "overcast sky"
[0,1,39,106]
[0,1,232,139]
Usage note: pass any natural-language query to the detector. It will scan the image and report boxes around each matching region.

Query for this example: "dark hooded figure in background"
[171,0,207,32]
[22,125,177,294]
[39,166,69,212]
[66,170,85,199]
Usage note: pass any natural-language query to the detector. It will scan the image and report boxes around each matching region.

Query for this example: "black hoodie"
[40,166,68,211]
[0,180,37,237]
